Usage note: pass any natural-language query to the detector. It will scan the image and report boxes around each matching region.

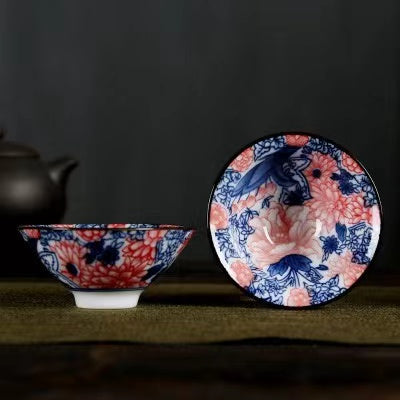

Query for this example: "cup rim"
[19,223,196,232]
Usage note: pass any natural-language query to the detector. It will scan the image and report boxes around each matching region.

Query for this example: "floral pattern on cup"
[286,288,311,307]
[229,148,254,172]
[20,224,194,290]
[209,203,229,230]
[231,260,253,288]
[209,133,381,307]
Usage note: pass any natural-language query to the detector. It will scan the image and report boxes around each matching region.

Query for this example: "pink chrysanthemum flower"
[231,260,253,287]
[286,288,311,307]
[230,148,253,172]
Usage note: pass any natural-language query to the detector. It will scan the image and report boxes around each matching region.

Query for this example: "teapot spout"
[47,157,78,188]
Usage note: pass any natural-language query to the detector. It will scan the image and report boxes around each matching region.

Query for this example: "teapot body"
[0,130,78,276]
[0,157,65,224]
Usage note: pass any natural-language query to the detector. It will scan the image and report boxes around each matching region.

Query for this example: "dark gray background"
[0,0,398,271]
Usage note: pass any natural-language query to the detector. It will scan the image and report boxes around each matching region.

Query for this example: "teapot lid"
[0,128,39,158]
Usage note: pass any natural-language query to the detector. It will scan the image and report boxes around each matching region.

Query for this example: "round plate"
[208,133,382,308]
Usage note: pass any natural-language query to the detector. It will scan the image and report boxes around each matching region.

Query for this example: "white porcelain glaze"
[71,290,144,309]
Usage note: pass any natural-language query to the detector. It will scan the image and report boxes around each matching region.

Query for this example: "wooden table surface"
[1,342,400,399]
[1,272,399,399]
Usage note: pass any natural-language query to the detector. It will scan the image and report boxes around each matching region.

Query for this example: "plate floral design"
[208,133,381,307]
[20,224,194,290]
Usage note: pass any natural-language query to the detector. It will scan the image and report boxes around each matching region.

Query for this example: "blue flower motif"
[347,223,372,264]
[39,230,74,246]
[84,240,121,266]
[248,271,285,304]
[269,254,312,277]
[339,180,355,195]
[109,230,129,239]
[354,175,378,207]
[215,229,238,259]
[302,137,341,161]
[230,208,258,253]
[331,168,357,196]
[283,187,307,206]
[269,255,322,286]
[320,235,339,261]
[128,230,146,241]
[97,245,119,266]
[155,230,189,264]
[253,136,286,160]
[306,275,346,304]
[84,240,104,264]
[214,170,241,206]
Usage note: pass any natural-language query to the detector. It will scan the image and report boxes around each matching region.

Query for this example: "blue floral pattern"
[20,224,194,290]
[209,133,381,307]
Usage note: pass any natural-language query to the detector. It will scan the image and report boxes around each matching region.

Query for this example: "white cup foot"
[71,290,144,309]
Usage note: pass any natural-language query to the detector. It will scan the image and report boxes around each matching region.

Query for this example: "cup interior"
[209,133,381,307]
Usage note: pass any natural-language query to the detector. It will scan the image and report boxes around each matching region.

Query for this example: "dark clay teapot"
[0,129,78,224]
[0,129,78,276]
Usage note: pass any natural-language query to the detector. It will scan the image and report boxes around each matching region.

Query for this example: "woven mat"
[0,281,399,345]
